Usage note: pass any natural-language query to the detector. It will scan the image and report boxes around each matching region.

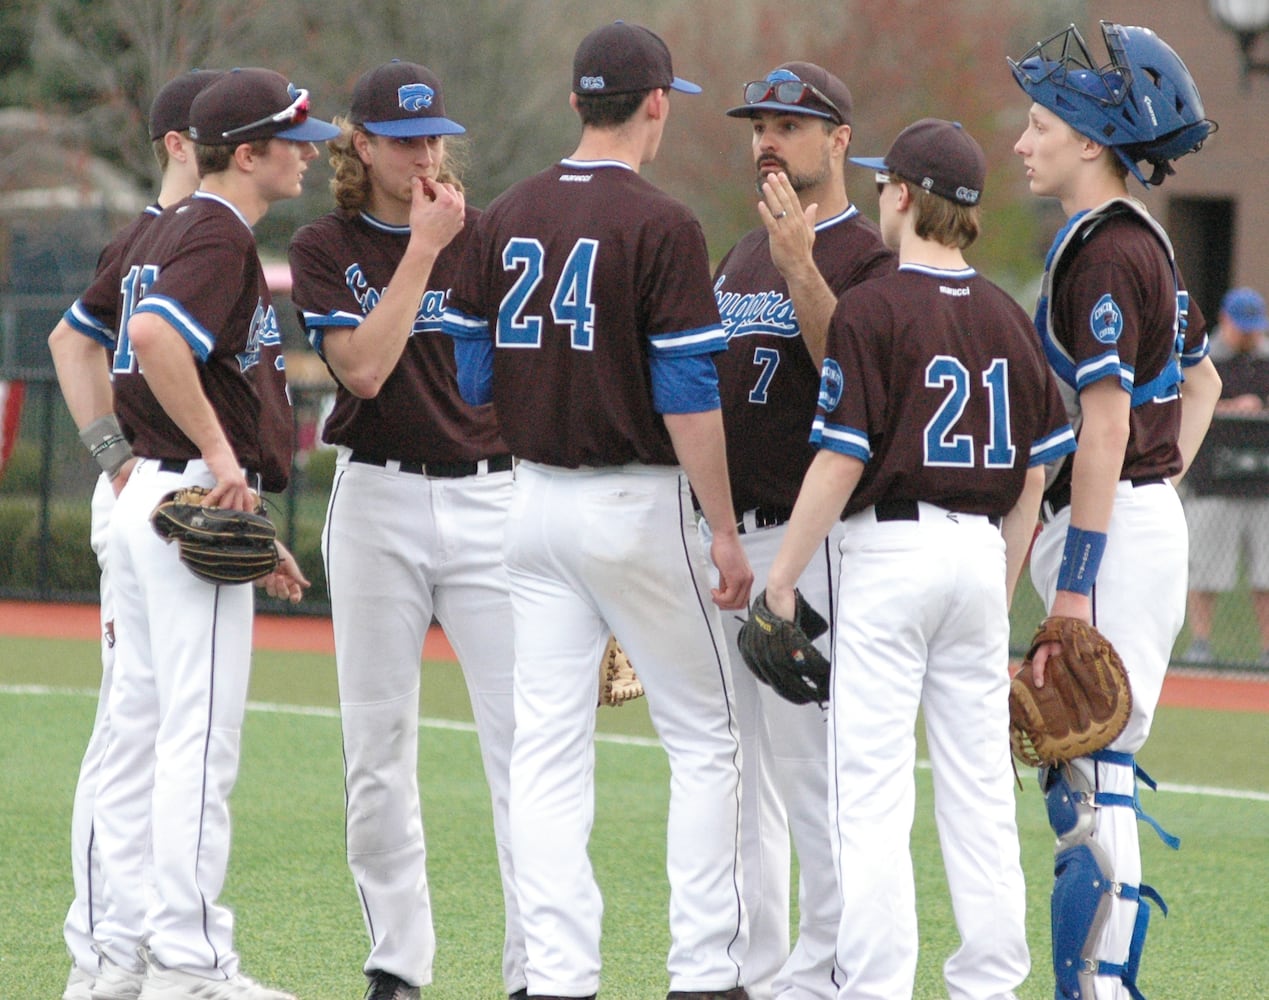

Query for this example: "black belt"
[1042,476,1165,520]
[736,505,792,534]
[349,451,513,478]
[874,498,1002,529]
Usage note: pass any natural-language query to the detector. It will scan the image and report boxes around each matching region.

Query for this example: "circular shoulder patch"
[818,358,844,412]
[1089,293,1124,344]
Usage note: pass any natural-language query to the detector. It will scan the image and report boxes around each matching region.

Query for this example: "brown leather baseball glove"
[1009,616,1132,768]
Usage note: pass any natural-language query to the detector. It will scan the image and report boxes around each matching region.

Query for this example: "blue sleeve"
[649,351,721,414]
[443,305,493,405]
[454,337,494,406]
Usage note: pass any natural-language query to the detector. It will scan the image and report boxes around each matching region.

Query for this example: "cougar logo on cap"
[398,83,435,112]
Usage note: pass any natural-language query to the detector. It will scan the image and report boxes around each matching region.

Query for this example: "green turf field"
[2,637,1266,999]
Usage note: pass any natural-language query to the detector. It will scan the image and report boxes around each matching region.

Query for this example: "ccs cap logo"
[579,75,606,91]
[1090,293,1124,344]
[398,83,435,112]
[955,186,980,204]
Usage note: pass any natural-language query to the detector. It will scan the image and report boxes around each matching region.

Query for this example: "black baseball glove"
[737,588,831,706]
[150,486,279,585]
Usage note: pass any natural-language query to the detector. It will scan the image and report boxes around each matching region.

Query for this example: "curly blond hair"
[327,115,467,213]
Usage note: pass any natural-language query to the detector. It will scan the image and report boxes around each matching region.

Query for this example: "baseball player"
[710,62,894,1000]
[1183,287,1269,666]
[46,68,223,1000]
[1010,22,1222,1000]
[88,68,334,1000]
[287,61,526,1000]
[443,21,753,1000]
[762,119,1077,1000]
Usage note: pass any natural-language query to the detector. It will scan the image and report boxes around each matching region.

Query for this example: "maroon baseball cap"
[726,62,852,126]
[572,20,701,96]
[350,60,466,138]
[148,70,224,140]
[188,67,340,145]
[850,118,986,206]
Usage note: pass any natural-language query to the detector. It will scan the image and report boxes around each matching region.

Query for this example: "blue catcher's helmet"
[1009,21,1216,186]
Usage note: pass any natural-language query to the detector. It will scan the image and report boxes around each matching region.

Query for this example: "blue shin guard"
[1041,759,1174,1000]
[1051,841,1114,999]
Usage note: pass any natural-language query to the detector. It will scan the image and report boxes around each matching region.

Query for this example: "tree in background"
[661,0,1083,290]
[6,0,1084,287]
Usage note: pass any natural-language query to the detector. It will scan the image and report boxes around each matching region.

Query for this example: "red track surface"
[0,600,456,662]
[2,600,1265,713]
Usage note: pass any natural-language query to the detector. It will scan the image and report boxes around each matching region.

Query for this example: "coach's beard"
[755,157,831,196]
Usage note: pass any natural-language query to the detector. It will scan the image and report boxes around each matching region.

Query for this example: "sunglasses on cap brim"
[221,86,311,140]
[742,79,843,122]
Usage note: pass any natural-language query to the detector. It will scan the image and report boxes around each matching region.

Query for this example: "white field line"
[8,685,1269,802]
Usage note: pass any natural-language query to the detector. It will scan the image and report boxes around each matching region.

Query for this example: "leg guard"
[1043,765,1114,1000]
[1042,757,1175,1000]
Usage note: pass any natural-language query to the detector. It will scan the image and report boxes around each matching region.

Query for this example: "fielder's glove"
[1009,616,1132,768]
[737,589,831,707]
[599,635,644,707]
[150,486,279,586]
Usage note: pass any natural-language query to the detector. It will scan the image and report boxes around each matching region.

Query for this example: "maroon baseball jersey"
[817,264,1076,518]
[1045,205,1208,493]
[112,191,294,492]
[713,207,895,513]
[63,205,163,349]
[445,159,725,468]
[288,206,507,463]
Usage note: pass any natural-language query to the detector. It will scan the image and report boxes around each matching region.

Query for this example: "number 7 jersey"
[443,159,726,469]
[817,263,1076,518]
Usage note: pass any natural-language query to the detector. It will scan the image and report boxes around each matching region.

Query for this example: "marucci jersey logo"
[715,277,800,339]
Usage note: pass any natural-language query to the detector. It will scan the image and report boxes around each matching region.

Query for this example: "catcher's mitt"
[737,589,831,707]
[150,486,279,586]
[1009,616,1132,768]
[599,635,644,707]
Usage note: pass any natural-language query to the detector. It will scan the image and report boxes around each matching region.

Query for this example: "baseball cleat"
[90,955,145,1000]
[137,961,297,1000]
[63,966,94,1000]
[362,970,419,1000]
